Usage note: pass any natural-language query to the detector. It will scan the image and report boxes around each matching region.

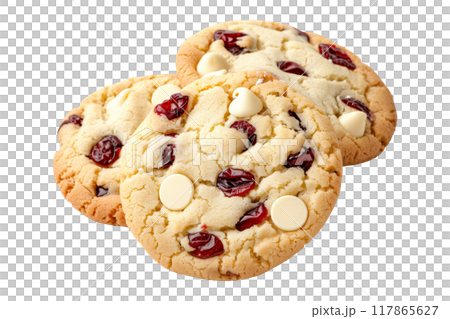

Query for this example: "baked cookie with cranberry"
[120,72,342,280]
[176,20,396,166]
[54,74,182,226]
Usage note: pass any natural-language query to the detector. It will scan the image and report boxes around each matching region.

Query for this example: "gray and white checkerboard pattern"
[0,0,448,301]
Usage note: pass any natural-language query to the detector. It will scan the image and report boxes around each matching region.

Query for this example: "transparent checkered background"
[0,0,448,301]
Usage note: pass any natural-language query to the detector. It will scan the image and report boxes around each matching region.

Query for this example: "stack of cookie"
[54,21,396,280]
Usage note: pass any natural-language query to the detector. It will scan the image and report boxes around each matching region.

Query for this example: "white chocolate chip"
[271,195,308,231]
[159,174,194,210]
[106,88,132,111]
[339,111,367,138]
[229,87,263,117]
[202,69,228,78]
[151,85,182,106]
[196,53,228,76]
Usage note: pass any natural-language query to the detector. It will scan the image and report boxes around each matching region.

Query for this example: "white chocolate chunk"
[339,111,367,138]
[151,85,182,106]
[202,69,228,78]
[229,87,263,117]
[271,195,308,231]
[106,88,132,111]
[196,53,228,76]
[159,174,194,211]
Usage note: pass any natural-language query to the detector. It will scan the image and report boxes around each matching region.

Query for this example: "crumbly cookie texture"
[120,72,342,280]
[176,20,397,166]
[54,74,180,226]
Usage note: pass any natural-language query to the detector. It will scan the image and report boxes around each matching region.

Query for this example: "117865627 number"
[372,306,438,316]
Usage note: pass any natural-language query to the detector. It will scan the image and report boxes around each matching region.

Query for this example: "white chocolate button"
[339,111,367,138]
[159,174,194,210]
[202,69,228,78]
[229,87,263,117]
[271,195,308,231]
[151,85,182,106]
[196,53,228,76]
[107,88,132,111]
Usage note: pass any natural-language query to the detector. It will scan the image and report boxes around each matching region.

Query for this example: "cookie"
[53,74,181,226]
[176,20,397,166]
[120,72,342,280]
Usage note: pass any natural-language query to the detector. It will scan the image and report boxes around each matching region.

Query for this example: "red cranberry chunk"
[341,97,373,122]
[318,44,356,70]
[285,147,315,172]
[154,93,189,120]
[277,61,308,77]
[288,110,306,131]
[216,168,255,197]
[58,114,83,132]
[89,135,123,167]
[230,120,257,150]
[96,186,108,197]
[213,30,248,55]
[161,144,176,168]
[236,202,268,231]
[188,232,224,259]
[166,133,177,137]
[296,29,310,42]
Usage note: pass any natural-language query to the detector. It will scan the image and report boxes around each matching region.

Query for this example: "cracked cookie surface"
[120,72,342,280]
[176,20,397,166]
[54,74,180,226]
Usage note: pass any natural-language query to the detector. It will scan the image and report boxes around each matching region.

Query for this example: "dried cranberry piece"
[277,61,308,77]
[188,232,224,259]
[58,114,83,132]
[89,135,123,167]
[296,29,310,42]
[236,202,268,231]
[154,93,189,120]
[216,168,255,197]
[230,120,257,150]
[318,44,356,70]
[161,144,176,168]
[213,30,248,55]
[159,134,177,168]
[341,97,373,122]
[96,186,108,197]
[288,110,306,131]
[285,147,315,172]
